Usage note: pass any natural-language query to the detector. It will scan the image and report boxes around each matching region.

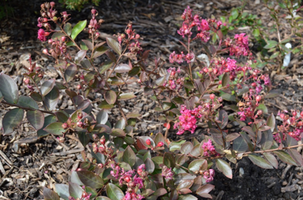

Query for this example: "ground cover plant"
[1,1,303,199]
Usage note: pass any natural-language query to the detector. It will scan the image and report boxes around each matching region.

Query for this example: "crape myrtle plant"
[1,2,303,200]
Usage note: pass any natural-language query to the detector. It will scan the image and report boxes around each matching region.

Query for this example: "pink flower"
[37,29,49,41]
[202,139,218,157]
[203,169,215,182]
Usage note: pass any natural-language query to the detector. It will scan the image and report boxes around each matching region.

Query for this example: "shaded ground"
[1,0,303,199]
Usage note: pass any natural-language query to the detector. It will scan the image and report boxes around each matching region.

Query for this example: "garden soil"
[1,0,303,199]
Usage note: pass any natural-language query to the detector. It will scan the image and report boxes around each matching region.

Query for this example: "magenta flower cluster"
[161,165,174,180]
[202,169,215,183]
[202,139,219,157]
[274,111,303,143]
[110,164,146,200]
[174,105,201,135]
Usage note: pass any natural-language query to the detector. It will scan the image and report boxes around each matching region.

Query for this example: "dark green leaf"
[38,115,57,137]
[93,45,108,58]
[17,96,39,109]
[64,64,77,82]
[233,136,248,153]
[106,37,121,55]
[74,50,86,63]
[64,23,72,36]
[44,86,59,110]
[263,153,278,169]
[267,113,275,132]
[248,154,273,169]
[69,182,83,199]
[105,183,124,200]
[123,146,136,167]
[2,108,24,135]
[222,73,230,87]
[274,150,297,166]
[77,171,104,189]
[41,80,55,96]
[111,128,126,137]
[27,110,44,130]
[264,40,278,49]
[99,61,113,74]
[256,103,268,114]
[71,20,87,40]
[0,73,19,104]
[44,122,65,135]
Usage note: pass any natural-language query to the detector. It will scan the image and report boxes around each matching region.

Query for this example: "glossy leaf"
[274,150,297,166]
[27,110,44,130]
[233,135,248,153]
[106,183,124,200]
[55,184,69,200]
[170,140,186,152]
[115,118,126,129]
[123,146,136,167]
[69,182,83,199]
[41,80,55,96]
[77,171,104,189]
[96,197,112,200]
[64,64,77,82]
[96,110,108,124]
[196,184,215,198]
[44,122,65,135]
[180,142,193,155]
[267,113,275,132]
[106,37,121,55]
[37,115,57,137]
[17,96,39,109]
[188,159,207,173]
[43,187,59,200]
[248,154,273,169]
[71,20,87,40]
[99,61,113,74]
[111,128,126,137]
[264,40,278,49]
[0,73,19,104]
[93,45,108,58]
[70,170,83,186]
[216,158,232,179]
[75,50,87,63]
[105,90,116,105]
[2,108,24,135]
[288,149,303,166]
[263,153,278,169]
[256,103,268,114]
[145,157,155,173]
[114,63,132,73]
[44,86,59,110]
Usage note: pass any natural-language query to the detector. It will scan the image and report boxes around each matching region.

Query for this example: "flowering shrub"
[1,2,303,200]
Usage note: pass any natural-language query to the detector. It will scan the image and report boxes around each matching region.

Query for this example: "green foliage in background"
[59,0,101,10]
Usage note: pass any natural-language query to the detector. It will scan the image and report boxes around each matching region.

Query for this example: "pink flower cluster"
[274,110,303,143]
[163,67,184,90]
[161,165,174,180]
[177,6,223,43]
[202,139,219,157]
[202,169,215,182]
[110,164,146,200]
[37,29,50,42]
[174,105,201,135]
[169,51,195,64]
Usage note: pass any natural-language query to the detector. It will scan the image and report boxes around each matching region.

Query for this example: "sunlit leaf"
[77,171,104,189]
[216,158,232,179]
[27,110,44,130]
[44,122,65,135]
[248,154,273,169]
[106,37,121,55]
[106,183,124,200]
[71,20,87,40]
[43,187,59,200]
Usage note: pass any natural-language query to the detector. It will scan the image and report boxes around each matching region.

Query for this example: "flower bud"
[62,123,68,129]
[100,137,106,145]
[23,78,30,85]
[61,36,66,42]
[91,9,97,15]
[157,142,164,147]
[256,95,261,102]
[42,48,49,55]
[50,2,55,8]
[210,94,215,100]
[146,139,151,146]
